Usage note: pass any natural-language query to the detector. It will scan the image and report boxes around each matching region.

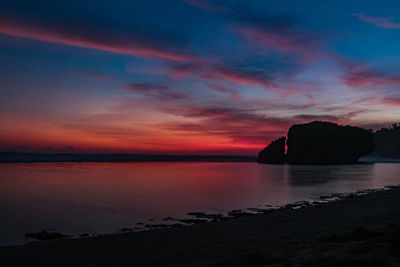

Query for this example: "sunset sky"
[1,0,400,155]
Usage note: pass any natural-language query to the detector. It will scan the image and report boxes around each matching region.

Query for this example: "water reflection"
[0,162,399,246]
[287,164,375,186]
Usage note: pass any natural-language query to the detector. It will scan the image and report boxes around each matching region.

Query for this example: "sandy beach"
[1,186,400,266]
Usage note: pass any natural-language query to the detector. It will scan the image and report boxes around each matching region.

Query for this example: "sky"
[0,0,400,155]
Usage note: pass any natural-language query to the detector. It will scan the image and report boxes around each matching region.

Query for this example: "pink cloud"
[343,70,400,87]
[213,66,277,89]
[168,62,278,89]
[170,63,200,80]
[182,0,228,13]
[207,84,245,101]
[0,19,200,62]
[382,97,400,106]
[353,13,400,29]
[235,27,316,56]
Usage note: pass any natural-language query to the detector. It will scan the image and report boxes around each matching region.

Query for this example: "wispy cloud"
[72,70,112,81]
[0,16,200,62]
[382,97,400,106]
[292,114,339,122]
[353,13,400,29]
[343,69,400,88]
[206,84,245,101]
[161,103,347,145]
[163,105,291,145]
[168,57,305,95]
[184,0,322,58]
[182,0,228,13]
[235,27,316,56]
[125,82,187,100]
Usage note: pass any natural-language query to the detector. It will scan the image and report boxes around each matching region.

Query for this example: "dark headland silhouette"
[258,121,374,164]
[370,123,400,158]
[257,137,286,164]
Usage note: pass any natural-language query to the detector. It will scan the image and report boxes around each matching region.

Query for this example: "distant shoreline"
[2,152,400,164]
[0,152,257,163]
[1,185,400,266]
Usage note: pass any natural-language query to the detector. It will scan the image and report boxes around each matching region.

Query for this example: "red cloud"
[163,105,291,145]
[161,103,344,147]
[382,97,400,106]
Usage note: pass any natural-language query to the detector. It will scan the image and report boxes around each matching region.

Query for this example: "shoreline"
[0,153,256,163]
[7,185,396,245]
[1,153,399,164]
[1,186,400,266]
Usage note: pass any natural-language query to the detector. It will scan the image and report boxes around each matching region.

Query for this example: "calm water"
[1,162,400,246]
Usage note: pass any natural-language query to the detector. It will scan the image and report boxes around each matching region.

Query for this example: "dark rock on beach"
[187,212,224,220]
[25,230,69,241]
[179,219,208,224]
[257,137,286,164]
[163,217,178,221]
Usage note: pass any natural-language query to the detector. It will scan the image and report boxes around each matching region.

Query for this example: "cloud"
[184,0,322,58]
[206,84,245,101]
[233,25,318,58]
[353,13,400,29]
[162,104,328,145]
[292,114,339,122]
[343,69,400,88]
[170,63,201,79]
[169,62,276,89]
[382,97,400,106]
[7,145,75,153]
[212,64,277,89]
[0,15,200,62]
[72,70,112,81]
[164,106,291,145]
[182,0,228,13]
[162,103,350,146]
[357,121,400,131]
[125,82,187,100]
[168,55,303,94]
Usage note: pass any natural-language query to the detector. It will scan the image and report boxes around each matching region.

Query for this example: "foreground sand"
[1,188,400,266]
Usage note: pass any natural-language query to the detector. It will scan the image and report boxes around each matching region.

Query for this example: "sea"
[1,161,400,246]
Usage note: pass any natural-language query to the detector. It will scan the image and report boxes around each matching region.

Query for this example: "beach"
[1,186,400,266]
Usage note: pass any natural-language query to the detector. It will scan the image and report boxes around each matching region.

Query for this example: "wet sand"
[1,187,400,266]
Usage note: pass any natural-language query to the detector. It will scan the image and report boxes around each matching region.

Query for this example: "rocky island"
[258,121,374,164]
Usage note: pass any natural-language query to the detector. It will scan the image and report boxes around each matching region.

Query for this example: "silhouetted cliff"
[371,124,400,158]
[257,137,286,164]
[286,121,374,164]
[257,121,374,165]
